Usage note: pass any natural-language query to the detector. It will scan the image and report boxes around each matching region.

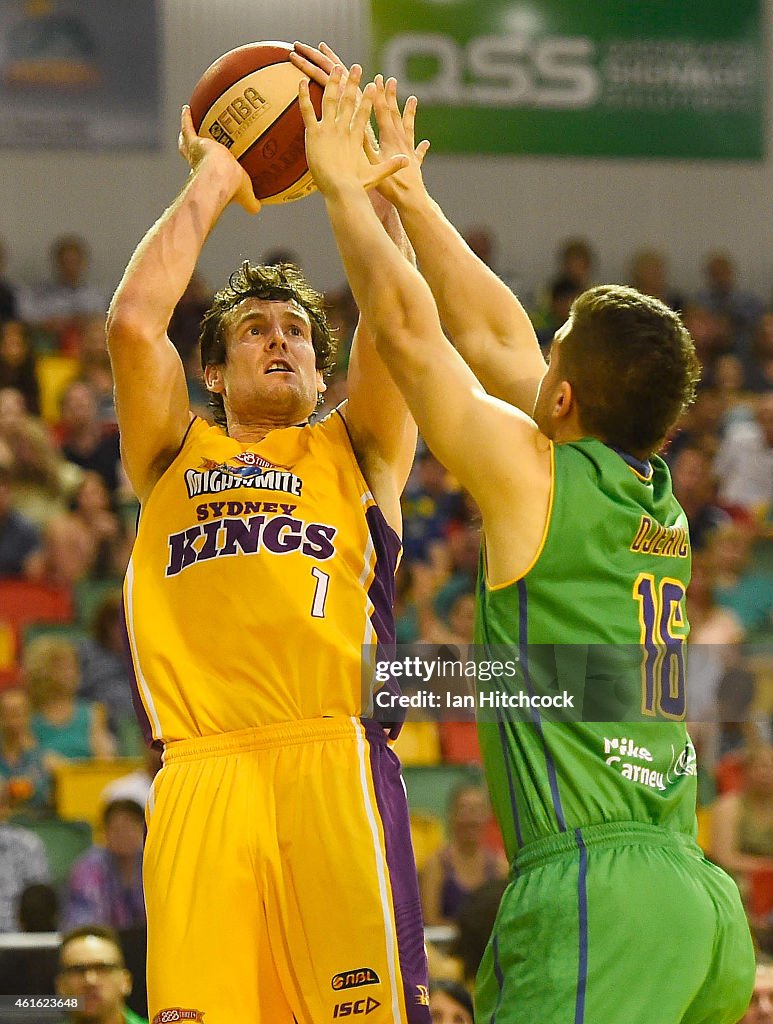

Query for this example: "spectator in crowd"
[708,523,773,639]
[0,320,40,415]
[668,386,729,462]
[710,667,771,792]
[42,471,128,587]
[628,247,684,312]
[556,236,595,291]
[686,553,745,725]
[79,591,137,744]
[712,744,773,928]
[56,924,148,1024]
[0,408,78,526]
[0,687,52,813]
[402,448,461,565]
[24,635,115,763]
[77,316,117,424]
[19,235,107,351]
[63,799,145,930]
[433,520,481,625]
[715,391,773,520]
[451,875,508,990]
[167,271,212,364]
[534,276,582,350]
[681,303,733,374]
[531,236,596,336]
[19,882,58,931]
[57,380,121,498]
[100,746,162,809]
[0,237,19,322]
[0,453,40,578]
[740,962,773,1024]
[747,314,773,393]
[697,252,765,355]
[670,443,730,550]
[420,783,507,927]
[429,979,474,1024]
[0,777,49,931]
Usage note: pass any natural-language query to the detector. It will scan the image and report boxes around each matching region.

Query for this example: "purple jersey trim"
[363,720,430,1023]
[119,597,161,751]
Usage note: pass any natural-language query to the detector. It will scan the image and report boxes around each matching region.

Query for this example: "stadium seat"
[393,720,441,766]
[0,580,74,684]
[439,721,483,764]
[401,764,485,820]
[53,758,145,831]
[409,810,444,872]
[73,577,123,628]
[12,816,93,890]
[35,353,80,424]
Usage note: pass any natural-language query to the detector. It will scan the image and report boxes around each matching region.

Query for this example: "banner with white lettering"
[370,0,764,158]
[0,0,160,149]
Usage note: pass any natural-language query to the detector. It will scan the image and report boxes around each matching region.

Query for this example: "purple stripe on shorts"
[363,719,431,1024]
[120,593,160,750]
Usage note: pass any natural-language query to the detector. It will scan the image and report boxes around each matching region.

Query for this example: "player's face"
[216,298,324,426]
[56,935,132,1021]
[532,318,570,436]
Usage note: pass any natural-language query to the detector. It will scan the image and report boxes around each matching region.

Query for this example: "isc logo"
[333,997,381,1017]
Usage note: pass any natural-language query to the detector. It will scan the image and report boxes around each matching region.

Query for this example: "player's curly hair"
[198,261,336,428]
[560,285,701,456]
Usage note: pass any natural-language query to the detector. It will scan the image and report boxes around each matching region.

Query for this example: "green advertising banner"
[370,0,764,158]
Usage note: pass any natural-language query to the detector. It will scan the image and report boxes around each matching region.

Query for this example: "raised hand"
[178,105,261,215]
[369,75,430,206]
[298,64,408,197]
[290,40,343,88]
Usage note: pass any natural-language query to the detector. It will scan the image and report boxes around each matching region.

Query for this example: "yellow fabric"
[125,412,397,742]
[144,718,418,1023]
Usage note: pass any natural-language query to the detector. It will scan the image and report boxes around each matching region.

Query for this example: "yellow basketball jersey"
[124,410,399,743]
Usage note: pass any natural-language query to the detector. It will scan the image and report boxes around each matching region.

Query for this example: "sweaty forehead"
[230,296,311,327]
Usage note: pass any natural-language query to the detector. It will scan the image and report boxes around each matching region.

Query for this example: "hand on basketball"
[298,64,409,197]
[369,76,430,206]
[292,42,382,161]
[178,105,261,215]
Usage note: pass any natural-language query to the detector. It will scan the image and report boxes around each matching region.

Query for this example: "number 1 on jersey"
[633,572,687,719]
[310,567,330,618]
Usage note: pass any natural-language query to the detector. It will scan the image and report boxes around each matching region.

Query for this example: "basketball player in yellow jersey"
[106,102,430,1023]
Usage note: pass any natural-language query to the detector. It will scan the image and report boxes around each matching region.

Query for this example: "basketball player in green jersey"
[298,63,755,1024]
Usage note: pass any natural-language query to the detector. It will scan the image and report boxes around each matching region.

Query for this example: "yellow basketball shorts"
[143,717,431,1024]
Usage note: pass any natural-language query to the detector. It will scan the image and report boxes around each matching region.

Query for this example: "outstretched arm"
[106,107,260,504]
[343,190,418,534]
[292,44,546,412]
[300,69,551,583]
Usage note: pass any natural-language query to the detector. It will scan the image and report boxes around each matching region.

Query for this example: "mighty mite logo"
[166,453,337,578]
[184,452,302,499]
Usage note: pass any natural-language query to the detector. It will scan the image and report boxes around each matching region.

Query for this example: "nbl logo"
[331,968,380,991]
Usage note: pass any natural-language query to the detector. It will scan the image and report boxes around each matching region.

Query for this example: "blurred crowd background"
[0,226,770,1018]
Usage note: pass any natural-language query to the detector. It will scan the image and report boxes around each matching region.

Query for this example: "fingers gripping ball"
[189,41,324,204]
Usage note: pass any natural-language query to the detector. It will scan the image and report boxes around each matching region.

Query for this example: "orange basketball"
[189,41,323,205]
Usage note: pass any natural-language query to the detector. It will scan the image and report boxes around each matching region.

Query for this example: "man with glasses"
[56,926,146,1024]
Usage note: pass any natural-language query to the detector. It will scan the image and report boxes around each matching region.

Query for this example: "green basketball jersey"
[475,438,698,859]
